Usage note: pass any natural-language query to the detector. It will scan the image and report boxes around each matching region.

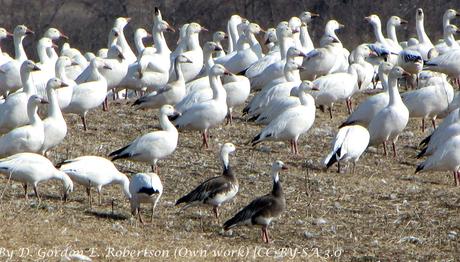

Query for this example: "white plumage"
[129,172,163,224]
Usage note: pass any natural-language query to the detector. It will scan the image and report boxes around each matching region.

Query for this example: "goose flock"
[0,6,459,245]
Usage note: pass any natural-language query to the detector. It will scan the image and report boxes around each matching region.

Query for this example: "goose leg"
[382,141,387,156]
[125,88,129,100]
[431,118,436,129]
[422,119,425,132]
[201,130,209,149]
[86,186,92,208]
[213,206,219,219]
[98,190,102,205]
[352,162,356,174]
[151,194,161,223]
[138,208,144,225]
[23,184,28,200]
[337,161,341,173]
[261,228,266,243]
[263,226,270,243]
[392,141,397,158]
[328,107,333,119]
[294,139,299,155]
[81,116,88,131]
[33,186,41,205]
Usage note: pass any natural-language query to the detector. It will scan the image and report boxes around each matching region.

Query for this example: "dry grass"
[0,93,459,261]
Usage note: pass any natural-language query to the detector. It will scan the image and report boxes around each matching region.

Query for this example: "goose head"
[388,16,408,27]
[289,17,302,33]
[107,44,125,60]
[21,60,40,74]
[284,59,303,72]
[237,19,250,35]
[355,44,376,58]
[276,23,293,40]
[156,20,175,33]
[326,20,345,32]
[0,28,13,40]
[114,17,131,29]
[246,23,263,35]
[390,66,410,79]
[44,28,69,40]
[203,41,223,54]
[38,37,56,50]
[97,48,108,58]
[286,47,306,58]
[264,28,277,45]
[91,57,112,70]
[176,54,193,64]
[271,160,288,179]
[14,25,34,38]
[446,24,460,35]
[154,7,163,22]
[364,14,381,26]
[187,23,207,35]
[444,9,460,20]
[161,104,181,119]
[213,31,227,42]
[378,61,394,75]
[221,143,236,156]
[135,28,151,40]
[300,11,320,23]
[46,77,68,91]
[56,56,74,70]
[210,64,233,77]
[416,8,424,21]
[29,94,48,106]
[299,80,318,91]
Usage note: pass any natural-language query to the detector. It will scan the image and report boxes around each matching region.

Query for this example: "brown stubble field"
[0,93,458,261]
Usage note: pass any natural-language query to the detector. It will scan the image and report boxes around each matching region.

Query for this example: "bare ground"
[0,93,459,261]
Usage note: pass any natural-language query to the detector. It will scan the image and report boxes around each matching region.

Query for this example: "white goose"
[0,60,41,134]
[312,63,360,118]
[386,16,407,49]
[424,49,460,83]
[63,57,111,130]
[174,64,231,149]
[0,95,47,157]
[299,11,319,54]
[113,17,137,64]
[368,66,410,157]
[55,56,77,110]
[0,28,13,66]
[251,81,316,155]
[109,105,180,173]
[349,44,376,90]
[129,172,163,224]
[214,15,243,65]
[435,9,460,54]
[58,156,131,207]
[0,152,73,203]
[134,28,152,55]
[323,124,370,173]
[43,28,69,65]
[364,14,401,54]
[222,73,250,124]
[408,8,434,60]
[41,78,68,155]
[435,24,460,55]
[340,61,393,128]
[415,134,460,186]
[31,37,56,99]
[133,55,192,109]
[0,25,34,97]
[301,35,344,80]
[212,31,227,58]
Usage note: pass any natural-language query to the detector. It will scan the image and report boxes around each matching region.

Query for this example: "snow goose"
[312,63,360,117]
[397,49,423,88]
[323,125,370,173]
[134,28,151,55]
[368,66,410,157]
[301,35,343,80]
[43,28,69,65]
[244,57,303,119]
[31,37,56,99]
[340,61,393,128]
[58,156,131,207]
[174,64,231,149]
[319,20,345,47]
[109,105,180,173]
[63,57,111,130]
[122,9,173,92]
[251,81,316,155]
[0,152,73,204]
[213,31,227,58]
[222,73,250,124]
[0,28,13,66]
[0,95,47,157]
[0,60,41,134]
[223,160,287,243]
[129,172,163,224]
[41,78,68,155]
[133,55,192,109]
[55,56,77,110]
[221,23,263,75]
[319,20,349,74]
[435,9,460,54]
[436,24,460,55]
[387,16,407,48]
[214,15,243,65]
[254,80,317,124]
[365,14,401,54]
[401,75,454,131]
[408,9,434,60]
[424,49,460,84]
[113,17,137,64]
[299,11,319,53]
[244,27,279,81]
[415,135,460,186]
[0,25,34,97]
[170,24,190,62]
[176,143,237,219]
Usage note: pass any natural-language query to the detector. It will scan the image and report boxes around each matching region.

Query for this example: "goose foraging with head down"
[0,152,73,204]
[129,172,163,224]
[176,143,237,219]
[223,160,287,243]
[58,156,131,208]
[109,105,180,173]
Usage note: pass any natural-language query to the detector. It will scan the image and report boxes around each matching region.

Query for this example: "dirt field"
[0,92,458,261]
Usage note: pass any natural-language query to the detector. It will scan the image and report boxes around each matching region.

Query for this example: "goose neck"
[203,50,215,75]
[21,70,36,95]
[152,29,170,54]
[300,24,313,51]
[159,111,177,132]
[134,34,146,54]
[271,171,283,197]
[187,33,200,51]
[386,23,398,44]
[117,174,132,199]
[47,88,63,119]
[416,18,432,45]
[371,22,386,44]
[14,35,27,62]
[209,74,226,101]
[28,103,41,125]
[388,76,403,106]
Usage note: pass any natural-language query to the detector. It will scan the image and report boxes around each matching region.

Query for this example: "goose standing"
[0,152,73,204]
[109,105,180,173]
[299,11,319,54]
[43,28,69,65]
[323,125,370,173]
[40,78,68,155]
[58,156,131,207]
[129,172,163,223]
[408,8,435,60]
[55,56,77,110]
[0,25,34,97]
[0,28,13,66]
[301,34,343,80]
[31,37,56,99]
[132,55,192,109]
[251,81,316,155]
[368,66,410,157]
[435,24,460,55]
[415,135,460,186]
[424,49,460,85]
[176,143,237,219]
[63,58,111,130]
[214,15,243,65]
[340,61,393,128]
[223,161,287,243]
[133,28,152,55]
[113,17,137,64]
[174,64,231,149]
[213,31,227,58]
[386,16,407,49]
[0,60,40,134]
[435,9,460,54]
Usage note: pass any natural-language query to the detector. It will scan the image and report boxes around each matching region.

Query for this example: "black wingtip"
[251,133,261,146]
[419,134,431,147]
[416,147,427,159]
[326,152,338,169]
[414,164,424,174]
